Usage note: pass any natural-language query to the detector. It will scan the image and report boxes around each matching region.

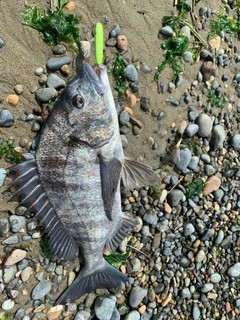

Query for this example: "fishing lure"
[95,22,104,65]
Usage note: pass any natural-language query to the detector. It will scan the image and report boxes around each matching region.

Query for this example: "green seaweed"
[39,235,53,261]
[0,140,25,163]
[21,0,81,53]
[186,178,205,199]
[0,313,11,320]
[104,248,131,269]
[206,90,225,108]
[110,52,128,98]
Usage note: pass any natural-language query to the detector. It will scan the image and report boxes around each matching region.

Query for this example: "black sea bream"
[10,63,159,304]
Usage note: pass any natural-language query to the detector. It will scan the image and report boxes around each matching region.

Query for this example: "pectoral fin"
[100,157,122,221]
[122,157,160,189]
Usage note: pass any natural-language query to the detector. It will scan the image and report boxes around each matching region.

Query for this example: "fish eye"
[72,94,84,109]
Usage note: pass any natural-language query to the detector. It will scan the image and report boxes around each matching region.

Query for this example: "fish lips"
[78,63,106,96]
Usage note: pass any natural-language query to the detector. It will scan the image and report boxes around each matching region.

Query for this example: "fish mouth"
[82,63,106,95]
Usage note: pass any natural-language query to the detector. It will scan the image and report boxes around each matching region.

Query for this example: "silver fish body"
[10,63,159,304]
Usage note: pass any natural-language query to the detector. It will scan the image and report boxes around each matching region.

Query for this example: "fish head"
[54,63,117,147]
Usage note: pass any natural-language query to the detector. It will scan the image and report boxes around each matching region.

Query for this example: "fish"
[9,63,160,305]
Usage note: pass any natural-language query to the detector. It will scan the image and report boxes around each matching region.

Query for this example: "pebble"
[0,217,9,235]
[109,24,121,38]
[0,36,6,48]
[183,51,193,63]
[94,296,116,320]
[129,82,141,93]
[0,109,14,127]
[116,35,128,51]
[201,283,213,293]
[165,98,180,106]
[80,40,91,59]
[2,234,19,245]
[6,94,19,107]
[1,299,15,310]
[119,110,130,126]
[183,223,195,236]
[74,310,91,320]
[5,249,26,266]
[185,124,199,137]
[34,67,44,76]
[143,211,158,225]
[210,125,226,150]
[192,303,201,320]
[121,135,128,148]
[31,121,41,132]
[0,168,7,187]
[160,26,174,36]
[31,280,51,299]
[227,263,240,277]
[195,250,206,263]
[203,175,221,196]
[129,286,148,308]
[140,63,152,74]
[46,56,71,71]
[196,114,212,137]
[179,26,191,40]
[173,148,192,171]
[14,84,24,95]
[230,133,240,150]
[9,215,25,233]
[167,189,184,207]
[52,44,67,55]
[47,73,66,89]
[46,305,64,320]
[125,65,138,82]
[35,88,58,103]
[210,273,221,283]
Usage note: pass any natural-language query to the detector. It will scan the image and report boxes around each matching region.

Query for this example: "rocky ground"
[0,0,240,319]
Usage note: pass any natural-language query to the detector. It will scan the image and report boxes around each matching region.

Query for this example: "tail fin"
[54,260,127,305]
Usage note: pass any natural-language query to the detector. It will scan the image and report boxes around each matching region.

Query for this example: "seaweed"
[186,178,205,198]
[0,140,25,163]
[110,52,128,98]
[104,248,131,269]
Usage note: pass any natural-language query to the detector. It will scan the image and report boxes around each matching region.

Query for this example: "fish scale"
[9,63,160,304]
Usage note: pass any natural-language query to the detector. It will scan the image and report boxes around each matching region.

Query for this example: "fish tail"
[54,260,127,305]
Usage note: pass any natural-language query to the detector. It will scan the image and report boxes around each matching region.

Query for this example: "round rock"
[0,218,10,235]
[47,73,66,90]
[31,280,51,300]
[230,134,240,151]
[0,168,7,187]
[109,24,121,38]
[160,26,174,36]
[94,296,116,320]
[210,125,226,150]
[9,215,25,233]
[80,40,91,59]
[0,109,14,127]
[196,114,212,137]
[123,311,140,320]
[125,65,138,82]
[119,110,130,126]
[46,56,71,71]
[35,88,58,103]
[227,263,240,277]
[167,189,184,207]
[2,299,15,310]
[129,286,147,308]
[173,148,192,171]
[185,124,199,137]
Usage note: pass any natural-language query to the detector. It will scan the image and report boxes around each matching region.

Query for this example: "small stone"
[0,168,7,187]
[80,41,91,59]
[123,311,140,320]
[119,110,130,125]
[64,1,75,10]
[129,82,141,93]
[183,51,193,63]
[168,82,175,93]
[143,211,158,225]
[94,296,116,320]
[188,156,199,170]
[208,35,221,52]
[140,63,152,74]
[2,299,15,310]
[185,124,199,137]
[46,56,71,71]
[201,283,214,293]
[39,74,48,85]
[116,35,128,51]
[195,250,206,263]
[183,223,195,236]
[109,24,121,38]
[52,45,67,55]
[19,138,29,148]
[173,148,192,171]
[179,26,191,40]
[200,49,210,59]
[0,109,14,127]
[227,263,240,277]
[2,234,19,245]
[129,286,148,308]
[74,311,91,320]
[6,94,19,107]
[140,97,149,112]
[125,65,138,82]
[0,36,6,48]
[160,26,174,36]
[167,189,184,207]
[199,7,208,16]
[47,73,66,90]
[35,88,58,103]
[31,121,41,132]
[0,218,9,235]
[210,273,221,283]
[60,64,69,76]
[46,305,64,320]
[230,134,240,151]
[210,125,226,150]
[14,84,24,95]
[121,135,128,148]
[161,293,172,307]
[4,249,26,267]
[34,67,44,76]
[196,114,212,137]
[9,215,25,233]
[203,176,221,196]
[200,61,213,82]
[166,98,180,106]
[192,303,201,320]
[106,38,117,47]
[21,266,33,282]
[31,280,51,300]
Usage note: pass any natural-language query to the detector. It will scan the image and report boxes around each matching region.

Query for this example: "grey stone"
[47,73,66,90]
[160,26,174,36]
[179,26,191,39]
[173,148,192,171]
[14,205,27,217]
[183,223,195,236]
[183,51,193,63]
[110,309,120,320]
[185,124,199,137]
[0,168,7,187]
[14,308,25,319]
[0,109,14,127]
[129,82,141,93]
[188,156,199,170]
[31,121,41,132]
[143,211,158,225]
[109,24,121,38]
[140,63,152,74]
[199,7,208,16]
[178,256,191,267]
[2,234,19,244]
[34,67,44,76]
[204,164,216,176]
[196,114,212,137]
[0,218,10,236]
[214,230,224,245]
[125,65,138,82]
[9,215,25,233]
[2,299,15,310]
[94,296,115,320]
[180,288,191,298]
[0,36,6,48]
[165,98,180,106]
[200,49,210,59]
[120,135,128,148]
[167,189,184,206]
[192,303,201,320]
[213,189,224,202]
[210,125,226,150]
[52,45,67,55]
[46,56,71,71]
[80,40,91,59]
[123,311,140,320]
[210,273,221,283]
[35,88,58,103]
[31,280,51,300]
[230,134,240,151]
[201,283,214,292]
[129,286,148,308]
[119,110,130,126]
[201,229,213,241]
[200,154,211,163]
